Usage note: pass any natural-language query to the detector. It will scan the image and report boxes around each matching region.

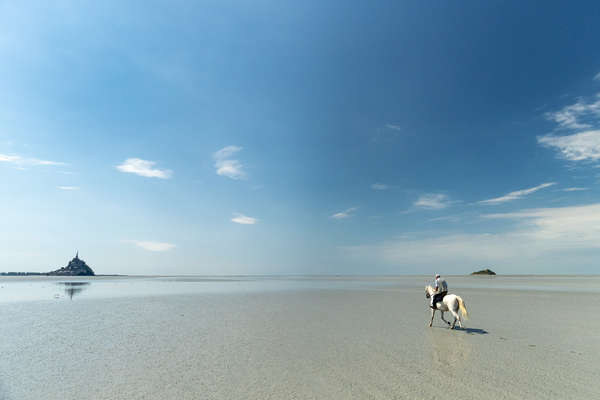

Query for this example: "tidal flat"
[0,275,598,399]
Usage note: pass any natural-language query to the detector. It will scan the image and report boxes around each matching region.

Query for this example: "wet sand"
[0,278,598,399]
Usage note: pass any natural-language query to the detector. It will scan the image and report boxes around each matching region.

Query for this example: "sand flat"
[0,277,598,399]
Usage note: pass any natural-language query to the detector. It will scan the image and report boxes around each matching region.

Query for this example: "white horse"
[425,285,469,329]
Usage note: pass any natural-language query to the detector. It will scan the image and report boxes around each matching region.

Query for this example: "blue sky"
[2,1,600,274]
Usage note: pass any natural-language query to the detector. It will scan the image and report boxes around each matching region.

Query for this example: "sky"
[2,1,600,275]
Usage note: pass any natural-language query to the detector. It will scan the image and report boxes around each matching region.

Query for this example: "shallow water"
[1,274,598,304]
[0,275,394,303]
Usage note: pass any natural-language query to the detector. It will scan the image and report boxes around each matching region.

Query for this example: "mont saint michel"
[48,252,95,276]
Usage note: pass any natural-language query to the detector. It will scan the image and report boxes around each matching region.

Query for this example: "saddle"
[431,291,448,309]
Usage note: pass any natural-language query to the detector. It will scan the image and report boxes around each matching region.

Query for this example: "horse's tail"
[457,296,469,320]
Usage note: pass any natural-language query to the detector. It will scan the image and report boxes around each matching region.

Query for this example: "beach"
[0,276,598,399]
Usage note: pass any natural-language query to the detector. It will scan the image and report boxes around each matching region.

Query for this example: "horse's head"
[424,285,431,298]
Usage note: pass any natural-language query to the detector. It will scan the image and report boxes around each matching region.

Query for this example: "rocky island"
[471,268,496,275]
[0,252,95,276]
[48,252,95,276]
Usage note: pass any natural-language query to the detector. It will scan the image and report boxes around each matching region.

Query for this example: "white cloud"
[481,203,600,245]
[385,124,402,131]
[0,154,20,163]
[477,182,555,205]
[57,186,79,190]
[562,187,588,192]
[371,183,389,190]
[116,158,172,179]
[213,146,245,180]
[344,233,522,268]
[216,159,244,179]
[342,203,600,271]
[231,213,257,225]
[544,96,600,130]
[414,194,451,210]
[31,159,64,166]
[428,215,460,223]
[594,72,600,81]
[538,130,600,161]
[128,240,176,252]
[0,153,66,167]
[331,207,358,219]
[213,145,242,160]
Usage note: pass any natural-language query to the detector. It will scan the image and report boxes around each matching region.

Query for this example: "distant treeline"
[0,272,45,276]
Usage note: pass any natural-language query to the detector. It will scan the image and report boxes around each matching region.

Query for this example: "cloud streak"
[544,95,600,130]
[343,203,600,271]
[331,207,358,219]
[414,194,452,210]
[428,215,460,223]
[371,183,389,191]
[538,130,600,162]
[0,153,66,167]
[481,203,600,245]
[477,183,555,205]
[57,186,79,190]
[128,240,176,252]
[116,158,172,179]
[231,213,257,225]
[214,146,245,180]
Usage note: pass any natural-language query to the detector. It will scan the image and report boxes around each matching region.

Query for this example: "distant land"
[0,252,95,276]
[471,268,496,275]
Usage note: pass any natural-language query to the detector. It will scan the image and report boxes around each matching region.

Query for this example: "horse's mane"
[425,285,435,296]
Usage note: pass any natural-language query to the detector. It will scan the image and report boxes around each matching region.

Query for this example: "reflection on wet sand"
[57,282,90,299]
[427,328,472,378]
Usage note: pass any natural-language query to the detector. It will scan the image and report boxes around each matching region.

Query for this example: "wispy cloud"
[385,123,402,131]
[127,240,176,252]
[57,186,79,190]
[0,155,19,163]
[116,158,172,179]
[414,194,452,210]
[544,95,600,130]
[481,204,600,245]
[428,215,460,223]
[331,207,358,219]
[214,146,245,180]
[538,130,600,161]
[0,153,66,167]
[343,203,600,271]
[594,72,600,81]
[231,213,257,225]
[372,124,403,143]
[371,183,389,191]
[562,187,588,192]
[478,183,555,205]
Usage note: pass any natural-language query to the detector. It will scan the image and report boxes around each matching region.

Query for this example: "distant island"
[48,252,95,276]
[471,268,496,275]
[0,252,95,276]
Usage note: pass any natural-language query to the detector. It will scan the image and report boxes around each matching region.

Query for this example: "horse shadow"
[454,327,488,335]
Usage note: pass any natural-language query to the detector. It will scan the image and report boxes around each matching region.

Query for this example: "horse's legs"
[450,309,462,329]
[440,311,451,326]
[429,309,435,327]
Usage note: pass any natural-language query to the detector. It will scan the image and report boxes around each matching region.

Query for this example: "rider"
[430,274,448,309]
